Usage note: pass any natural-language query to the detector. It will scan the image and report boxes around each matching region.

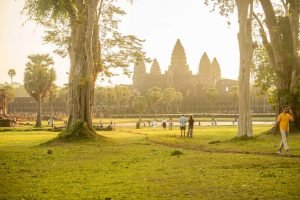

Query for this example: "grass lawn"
[0,126,299,199]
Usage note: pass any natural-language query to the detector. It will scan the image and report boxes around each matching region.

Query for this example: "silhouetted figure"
[187,116,194,138]
[162,118,167,130]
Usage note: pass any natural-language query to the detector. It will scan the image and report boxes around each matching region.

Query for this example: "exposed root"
[41,120,104,146]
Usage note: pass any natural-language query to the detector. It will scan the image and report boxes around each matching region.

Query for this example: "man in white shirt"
[179,114,187,137]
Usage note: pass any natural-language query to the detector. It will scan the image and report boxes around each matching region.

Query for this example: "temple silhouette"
[132,39,236,99]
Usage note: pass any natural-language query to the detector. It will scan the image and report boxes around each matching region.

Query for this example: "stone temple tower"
[132,59,146,93]
[211,57,221,84]
[167,39,192,92]
[149,58,161,75]
[198,52,214,89]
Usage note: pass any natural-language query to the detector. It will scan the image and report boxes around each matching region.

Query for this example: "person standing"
[179,114,187,137]
[162,118,167,130]
[274,105,294,155]
[169,117,173,130]
[187,116,195,138]
[152,119,157,130]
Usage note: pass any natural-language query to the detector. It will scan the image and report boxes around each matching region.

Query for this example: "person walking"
[274,105,294,155]
[187,116,195,138]
[179,114,187,137]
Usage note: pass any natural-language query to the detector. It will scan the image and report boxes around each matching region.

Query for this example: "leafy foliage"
[132,95,148,115]
[8,69,16,84]
[22,0,148,81]
[0,85,15,103]
[24,54,56,101]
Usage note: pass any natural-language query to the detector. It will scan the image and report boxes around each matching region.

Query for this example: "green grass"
[0,126,300,199]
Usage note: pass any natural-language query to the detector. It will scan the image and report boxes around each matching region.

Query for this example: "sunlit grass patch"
[0,126,299,199]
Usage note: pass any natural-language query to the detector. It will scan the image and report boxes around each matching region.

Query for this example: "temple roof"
[169,39,189,73]
[150,58,161,75]
[211,57,221,80]
[198,52,211,75]
[211,58,221,72]
[133,59,146,74]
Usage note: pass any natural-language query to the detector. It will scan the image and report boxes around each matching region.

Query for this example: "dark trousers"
[187,126,193,137]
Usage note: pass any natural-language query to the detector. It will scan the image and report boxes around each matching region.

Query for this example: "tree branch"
[97,0,104,21]
[280,0,288,14]
[253,12,276,71]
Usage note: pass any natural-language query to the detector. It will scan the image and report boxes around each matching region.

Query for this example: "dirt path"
[119,129,300,158]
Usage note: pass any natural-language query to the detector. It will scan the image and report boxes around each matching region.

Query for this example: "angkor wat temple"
[131,39,271,114]
[133,39,237,98]
[6,39,272,115]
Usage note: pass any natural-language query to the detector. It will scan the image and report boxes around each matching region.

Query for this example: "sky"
[0,0,239,87]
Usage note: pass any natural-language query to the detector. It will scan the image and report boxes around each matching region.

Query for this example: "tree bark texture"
[35,93,42,127]
[236,0,253,137]
[66,0,101,137]
[260,0,300,130]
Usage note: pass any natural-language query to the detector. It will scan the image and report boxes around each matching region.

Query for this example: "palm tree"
[133,96,148,122]
[8,69,16,85]
[206,88,218,120]
[115,86,133,117]
[24,54,56,127]
[148,87,161,117]
[161,88,177,113]
[175,92,183,113]
[48,84,58,118]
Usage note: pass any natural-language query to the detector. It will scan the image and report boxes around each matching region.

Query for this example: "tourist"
[152,119,157,129]
[187,116,194,138]
[274,105,294,155]
[99,120,103,128]
[169,117,173,130]
[179,114,187,137]
[162,118,167,130]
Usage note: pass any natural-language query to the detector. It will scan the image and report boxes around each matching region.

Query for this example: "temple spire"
[150,58,161,75]
[211,57,221,81]
[198,52,214,88]
[168,39,189,73]
[198,52,211,75]
[133,59,146,86]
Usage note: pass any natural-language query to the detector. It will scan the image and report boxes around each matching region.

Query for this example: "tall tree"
[236,0,254,137]
[229,86,239,121]
[161,88,177,113]
[175,92,183,113]
[0,85,16,110]
[204,0,254,137]
[253,0,300,129]
[115,86,133,116]
[8,69,16,85]
[206,88,218,119]
[47,84,58,117]
[24,54,56,127]
[132,95,148,122]
[148,87,161,117]
[23,0,147,137]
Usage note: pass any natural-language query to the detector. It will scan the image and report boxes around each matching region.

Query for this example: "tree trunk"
[236,0,253,137]
[260,0,300,130]
[66,0,100,138]
[35,93,42,127]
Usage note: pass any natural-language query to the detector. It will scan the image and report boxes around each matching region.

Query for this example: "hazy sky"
[0,0,239,86]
